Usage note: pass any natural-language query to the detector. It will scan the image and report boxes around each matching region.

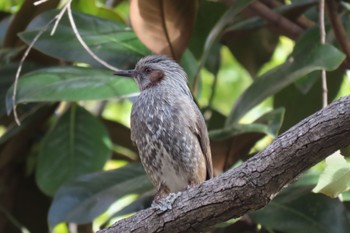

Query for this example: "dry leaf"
[130,0,197,60]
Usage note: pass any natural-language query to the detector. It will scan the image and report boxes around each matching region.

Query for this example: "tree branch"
[248,1,304,40]
[326,0,350,66]
[98,95,350,233]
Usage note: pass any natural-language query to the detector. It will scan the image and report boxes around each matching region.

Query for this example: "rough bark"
[98,95,350,233]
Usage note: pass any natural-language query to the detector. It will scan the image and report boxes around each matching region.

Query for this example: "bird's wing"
[193,105,213,179]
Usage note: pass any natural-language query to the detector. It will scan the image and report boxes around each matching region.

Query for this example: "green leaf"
[293,72,319,94]
[208,109,284,169]
[222,28,279,77]
[341,145,350,157]
[180,49,199,88]
[210,108,284,140]
[225,0,318,32]
[197,0,255,74]
[19,10,149,68]
[254,108,285,136]
[210,123,272,141]
[1,65,18,116]
[6,66,138,111]
[250,185,350,233]
[226,40,345,124]
[0,62,44,116]
[0,104,54,145]
[71,0,124,22]
[102,193,153,227]
[313,152,350,198]
[36,105,111,196]
[48,163,152,227]
[188,1,226,59]
[274,69,344,133]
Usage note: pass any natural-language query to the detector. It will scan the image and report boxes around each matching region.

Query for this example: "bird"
[114,55,213,202]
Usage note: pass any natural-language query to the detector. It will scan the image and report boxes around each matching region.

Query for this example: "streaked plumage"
[115,55,213,201]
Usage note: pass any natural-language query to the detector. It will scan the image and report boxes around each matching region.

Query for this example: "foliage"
[0,0,350,232]
[313,151,350,198]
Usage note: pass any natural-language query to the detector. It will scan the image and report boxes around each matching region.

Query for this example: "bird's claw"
[151,192,182,211]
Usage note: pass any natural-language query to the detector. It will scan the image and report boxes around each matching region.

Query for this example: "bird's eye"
[144,67,152,74]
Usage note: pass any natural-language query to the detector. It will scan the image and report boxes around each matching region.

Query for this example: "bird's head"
[114,55,189,94]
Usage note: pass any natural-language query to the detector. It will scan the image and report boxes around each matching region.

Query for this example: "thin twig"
[326,1,350,63]
[12,0,122,125]
[34,0,50,6]
[319,0,328,107]
[51,0,71,35]
[207,73,219,109]
[249,1,304,40]
[12,17,57,125]
[53,0,121,70]
[12,0,73,125]
[66,3,120,72]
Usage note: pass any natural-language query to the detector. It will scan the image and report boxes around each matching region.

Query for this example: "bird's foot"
[186,181,198,190]
[151,192,182,211]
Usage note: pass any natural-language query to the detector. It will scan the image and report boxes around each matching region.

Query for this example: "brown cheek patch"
[149,70,164,83]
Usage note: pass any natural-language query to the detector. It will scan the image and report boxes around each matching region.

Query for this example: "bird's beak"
[114,69,135,78]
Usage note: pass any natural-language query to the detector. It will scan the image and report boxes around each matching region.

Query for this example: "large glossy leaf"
[130,0,197,60]
[226,41,345,124]
[198,0,254,72]
[36,105,111,196]
[48,163,152,227]
[19,10,149,68]
[274,69,344,132]
[188,1,226,59]
[250,185,350,233]
[0,63,45,116]
[6,66,138,112]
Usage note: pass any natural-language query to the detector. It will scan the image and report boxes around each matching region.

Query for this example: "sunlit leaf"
[71,0,124,22]
[36,105,111,196]
[130,0,197,60]
[226,41,345,124]
[222,28,279,77]
[102,193,153,227]
[313,152,350,198]
[48,163,152,227]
